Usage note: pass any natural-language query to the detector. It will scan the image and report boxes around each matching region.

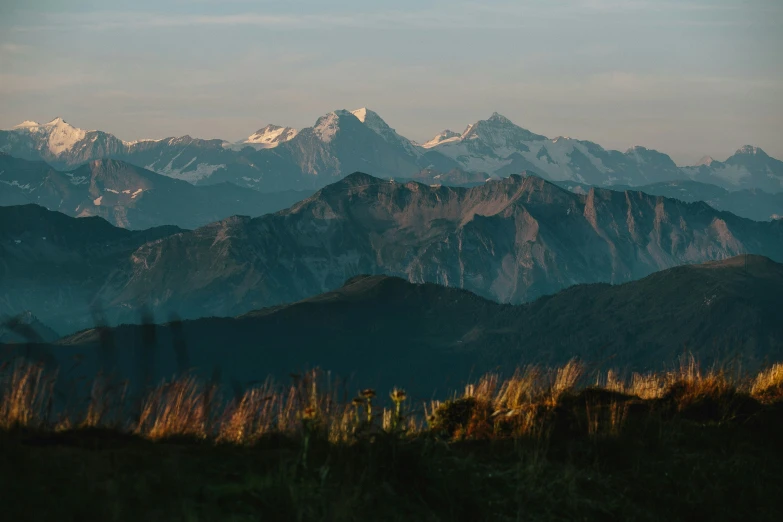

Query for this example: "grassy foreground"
[1,357,783,521]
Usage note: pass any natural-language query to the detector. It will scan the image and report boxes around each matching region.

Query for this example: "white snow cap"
[422,130,461,149]
[10,117,89,156]
[12,121,41,129]
[244,124,298,148]
[351,107,369,123]
[735,145,765,156]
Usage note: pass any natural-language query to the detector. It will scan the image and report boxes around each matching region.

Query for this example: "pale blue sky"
[1,0,781,164]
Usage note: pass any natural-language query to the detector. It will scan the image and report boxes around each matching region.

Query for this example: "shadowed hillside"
[10,255,780,401]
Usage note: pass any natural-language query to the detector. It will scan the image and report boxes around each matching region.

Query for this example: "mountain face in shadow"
[0,204,182,333]
[0,311,60,344]
[0,154,313,229]
[103,172,783,321]
[23,255,783,400]
[3,173,783,333]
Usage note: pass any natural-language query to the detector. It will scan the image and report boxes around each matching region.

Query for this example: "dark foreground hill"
[16,255,783,399]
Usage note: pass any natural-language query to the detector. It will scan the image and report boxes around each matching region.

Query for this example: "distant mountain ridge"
[3,173,783,334]
[0,154,313,229]
[2,110,780,192]
[18,255,783,399]
[0,311,59,344]
[554,178,783,222]
[0,204,181,333]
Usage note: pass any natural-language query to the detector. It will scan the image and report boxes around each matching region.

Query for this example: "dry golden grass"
[0,359,54,429]
[751,363,783,401]
[137,375,209,440]
[550,358,584,400]
[2,355,782,443]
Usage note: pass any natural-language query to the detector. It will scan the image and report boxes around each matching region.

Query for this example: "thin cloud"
[11,1,765,34]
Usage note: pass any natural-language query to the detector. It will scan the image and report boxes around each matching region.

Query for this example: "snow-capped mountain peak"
[694,156,716,167]
[735,145,767,157]
[243,124,298,148]
[460,112,548,145]
[350,107,369,123]
[422,130,461,148]
[487,112,513,124]
[312,111,350,143]
[9,117,88,156]
[348,107,420,157]
[12,120,41,129]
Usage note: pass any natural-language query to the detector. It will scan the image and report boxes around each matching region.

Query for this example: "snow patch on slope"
[148,158,225,182]
[123,138,163,146]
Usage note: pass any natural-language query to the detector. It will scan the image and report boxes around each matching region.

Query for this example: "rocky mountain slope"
[104,172,783,320]
[3,112,779,192]
[681,146,783,193]
[3,173,783,334]
[0,154,312,229]
[556,178,783,222]
[0,204,181,333]
[25,255,783,398]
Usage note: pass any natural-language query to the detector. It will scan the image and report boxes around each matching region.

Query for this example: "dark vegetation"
[3,255,783,520]
[1,354,783,521]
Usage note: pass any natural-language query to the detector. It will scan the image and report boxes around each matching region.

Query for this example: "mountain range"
[3,172,783,335]
[0,311,60,344]
[555,179,783,222]
[2,111,781,193]
[0,153,312,229]
[0,204,180,333]
[14,255,783,399]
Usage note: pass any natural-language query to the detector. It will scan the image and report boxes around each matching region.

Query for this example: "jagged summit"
[347,107,419,156]
[310,110,356,142]
[350,107,370,122]
[12,120,42,129]
[2,109,781,193]
[244,124,298,148]
[735,145,767,157]
[11,117,66,129]
[422,129,461,148]
[487,112,513,124]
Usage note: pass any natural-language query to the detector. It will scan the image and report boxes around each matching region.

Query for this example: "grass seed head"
[390,388,407,403]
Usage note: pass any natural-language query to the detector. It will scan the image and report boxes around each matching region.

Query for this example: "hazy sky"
[1,0,781,164]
